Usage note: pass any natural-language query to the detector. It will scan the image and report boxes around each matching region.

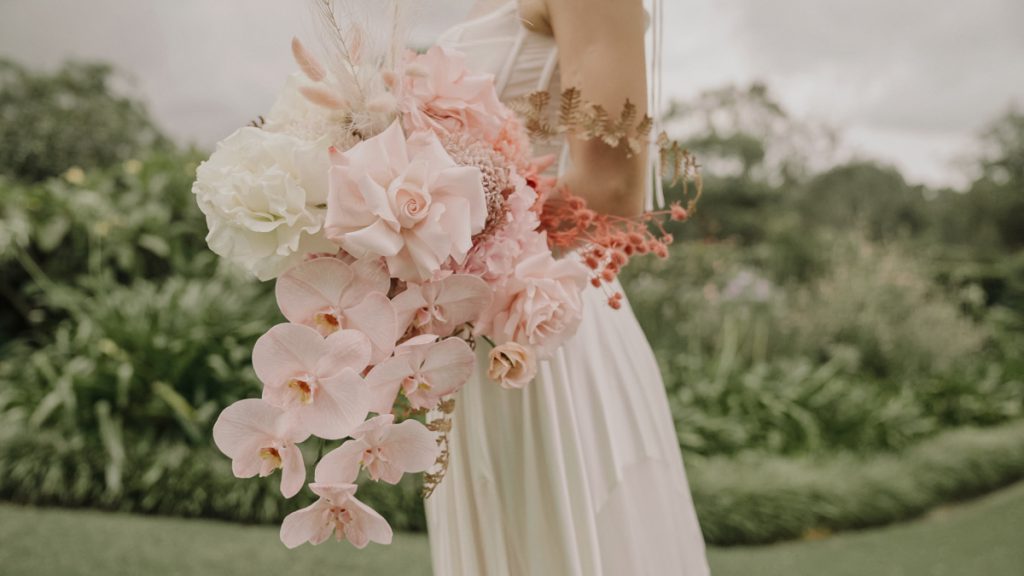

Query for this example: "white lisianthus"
[192,127,337,280]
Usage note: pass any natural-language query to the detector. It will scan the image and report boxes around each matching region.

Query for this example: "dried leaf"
[559,86,582,127]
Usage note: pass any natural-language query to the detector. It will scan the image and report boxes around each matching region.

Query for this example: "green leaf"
[137,233,170,257]
[95,400,125,496]
[152,380,201,442]
[36,215,70,252]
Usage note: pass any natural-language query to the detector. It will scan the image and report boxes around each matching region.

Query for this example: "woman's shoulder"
[517,0,552,36]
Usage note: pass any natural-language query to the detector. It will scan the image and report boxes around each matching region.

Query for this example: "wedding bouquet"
[192,2,698,550]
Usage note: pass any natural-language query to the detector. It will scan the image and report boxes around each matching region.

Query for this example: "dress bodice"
[438,2,560,102]
[437,0,665,207]
[437,1,567,167]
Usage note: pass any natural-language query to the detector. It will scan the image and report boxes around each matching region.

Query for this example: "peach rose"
[487,342,538,389]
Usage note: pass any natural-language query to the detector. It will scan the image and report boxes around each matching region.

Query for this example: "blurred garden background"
[2,1,1023,575]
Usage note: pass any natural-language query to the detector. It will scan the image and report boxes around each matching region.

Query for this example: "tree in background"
[0,59,167,182]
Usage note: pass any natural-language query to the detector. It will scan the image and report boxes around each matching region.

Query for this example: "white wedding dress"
[425,3,710,575]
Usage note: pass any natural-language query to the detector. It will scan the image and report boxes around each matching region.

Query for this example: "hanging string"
[651,0,666,209]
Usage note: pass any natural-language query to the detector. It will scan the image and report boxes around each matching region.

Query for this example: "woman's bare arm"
[533,0,650,217]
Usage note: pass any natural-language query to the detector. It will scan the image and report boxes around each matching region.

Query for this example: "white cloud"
[1,0,1020,187]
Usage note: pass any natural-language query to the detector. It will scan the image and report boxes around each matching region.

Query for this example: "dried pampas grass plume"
[291,37,326,82]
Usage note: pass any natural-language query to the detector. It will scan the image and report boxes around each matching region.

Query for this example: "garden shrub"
[690,420,1024,545]
[1,59,1022,545]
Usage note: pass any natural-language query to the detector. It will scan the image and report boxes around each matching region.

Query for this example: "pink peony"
[275,257,398,363]
[315,414,439,485]
[396,46,510,142]
[480,246,589,356]
[212,398,310,498]
[324,121,487,281]
[252,323,372,440]
[391,274,492,337]
[280,483,392,549]
[365,334,475,412]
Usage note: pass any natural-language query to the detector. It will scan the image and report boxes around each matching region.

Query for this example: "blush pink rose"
[324,121,487,281]
[480,245,589,356]
[396,46,510,142]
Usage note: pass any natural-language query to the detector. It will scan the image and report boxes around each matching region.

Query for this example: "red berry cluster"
[538,186,689,307]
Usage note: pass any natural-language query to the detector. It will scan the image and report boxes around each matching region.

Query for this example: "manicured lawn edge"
[688,419,1024,545]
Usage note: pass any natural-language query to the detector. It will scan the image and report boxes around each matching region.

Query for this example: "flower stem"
[314,437,326,466]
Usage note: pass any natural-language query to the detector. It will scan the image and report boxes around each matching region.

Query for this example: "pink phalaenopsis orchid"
[366,334,476,412]
[253,323,373,439]
[280,483,393,549]
[323,120,487,282]
[316,414,439,485]
[275,257,398,363]
[392,274,492,337]
[212,398,310,498]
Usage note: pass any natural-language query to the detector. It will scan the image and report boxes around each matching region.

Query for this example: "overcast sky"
[2,0,1021,188]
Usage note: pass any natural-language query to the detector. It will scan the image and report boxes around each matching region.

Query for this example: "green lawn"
[2,482,1023,576]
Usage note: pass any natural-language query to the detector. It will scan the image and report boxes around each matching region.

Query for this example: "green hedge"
[3,418,1022,545]
[0,427,428,531]
[689,419,1024,545]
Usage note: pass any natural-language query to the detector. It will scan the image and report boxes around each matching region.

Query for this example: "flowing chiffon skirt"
[428,3,709,574]
[425,281,710,576]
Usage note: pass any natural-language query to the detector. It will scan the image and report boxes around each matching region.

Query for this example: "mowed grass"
[2,482,1023,576]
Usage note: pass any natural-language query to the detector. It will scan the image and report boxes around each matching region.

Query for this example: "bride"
[425,1,710,574]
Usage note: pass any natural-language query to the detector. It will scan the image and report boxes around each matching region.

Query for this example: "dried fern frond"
[511,88,704,209]
[558,86,582,127]
[421,397,457,499]
[512,89,647,152]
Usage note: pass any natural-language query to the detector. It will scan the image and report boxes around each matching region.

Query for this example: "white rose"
[192,127,336,280]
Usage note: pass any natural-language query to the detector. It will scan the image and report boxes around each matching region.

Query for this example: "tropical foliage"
[0,64,1022,544]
